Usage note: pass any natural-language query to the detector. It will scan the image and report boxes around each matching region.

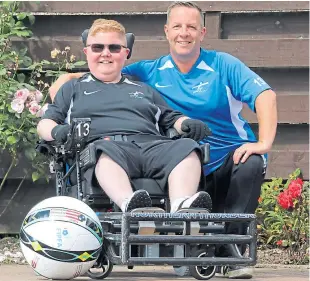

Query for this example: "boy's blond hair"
[88,19,126,39]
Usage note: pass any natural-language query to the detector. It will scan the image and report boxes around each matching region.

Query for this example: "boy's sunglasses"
[86,43,127,54]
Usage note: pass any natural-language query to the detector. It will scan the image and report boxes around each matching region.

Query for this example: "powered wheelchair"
[36,117,258,280]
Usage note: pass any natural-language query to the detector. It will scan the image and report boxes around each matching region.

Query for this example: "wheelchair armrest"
[200,143,210,165]
[165,128,181,140]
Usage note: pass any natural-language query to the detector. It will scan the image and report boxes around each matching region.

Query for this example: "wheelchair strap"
[99,134,168,143]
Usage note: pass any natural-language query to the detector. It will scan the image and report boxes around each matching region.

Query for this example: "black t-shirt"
[43,73,185,139]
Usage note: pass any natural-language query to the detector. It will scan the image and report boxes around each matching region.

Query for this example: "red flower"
[288,179,303,199]
[277,190,293,209]
[276,240,283,246]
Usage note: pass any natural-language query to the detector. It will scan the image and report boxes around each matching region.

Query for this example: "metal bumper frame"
[98,211,257,267]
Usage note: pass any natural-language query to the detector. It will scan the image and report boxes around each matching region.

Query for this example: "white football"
[20,196,103,279]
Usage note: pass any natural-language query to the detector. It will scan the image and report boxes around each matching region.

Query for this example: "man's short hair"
[166,1,204,27]
[88,19,126,41]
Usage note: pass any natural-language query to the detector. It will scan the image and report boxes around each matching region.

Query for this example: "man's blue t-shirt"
[123,49,271,176]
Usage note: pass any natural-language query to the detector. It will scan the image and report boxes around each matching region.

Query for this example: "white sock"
[170,197,189,213]
[120,199,128,213]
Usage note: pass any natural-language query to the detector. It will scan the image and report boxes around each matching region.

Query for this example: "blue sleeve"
[219,52,272,112]
[122,61,150,82]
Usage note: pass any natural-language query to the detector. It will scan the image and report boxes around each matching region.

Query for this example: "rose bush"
[256,168,309,264]
[0,1,86,190]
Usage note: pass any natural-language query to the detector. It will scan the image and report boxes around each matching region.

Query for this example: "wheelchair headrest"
[81,29,135,59]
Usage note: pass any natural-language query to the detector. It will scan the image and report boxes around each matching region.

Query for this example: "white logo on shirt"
[192,81,209,93]
[84,90,101,95]
[129,91,144,99]
[155,83,172,88]
[253,77,266,87]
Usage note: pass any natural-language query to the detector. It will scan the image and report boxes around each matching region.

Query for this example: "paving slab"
[0,264,309,281]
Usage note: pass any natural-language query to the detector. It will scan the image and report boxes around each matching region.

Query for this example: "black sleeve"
[151,87,185,131]
[42,80,77,124]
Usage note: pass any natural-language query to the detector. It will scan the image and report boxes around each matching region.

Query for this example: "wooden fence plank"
[205,12,222,39]
[242,95,309,124]
[222,12,309,39]
[20,1,309,14]
[27,12,308,40]
[14,38,309,68]
[255,69,309,97]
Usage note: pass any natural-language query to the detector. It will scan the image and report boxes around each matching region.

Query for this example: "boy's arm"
[38,80,75,141]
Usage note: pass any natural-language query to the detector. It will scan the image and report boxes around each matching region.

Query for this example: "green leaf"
[73,61,87,66]
[29,128,37,134]
[21,56,32,67]
[28,14,35,25]
[32,171,40,182]
[19,47,28,56]
[17,73,26,83]
[25,148,36,160]
[0,69,7,76]
[17,13,27,20]
[7,136,17,144]
[15,30,32,37]
[266,235,276,244]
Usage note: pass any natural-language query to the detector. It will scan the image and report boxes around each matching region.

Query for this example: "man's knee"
[239,154,264,175]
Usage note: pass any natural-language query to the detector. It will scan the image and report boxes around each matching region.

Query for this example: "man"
[38,18,213,215]
[49,1,277,278]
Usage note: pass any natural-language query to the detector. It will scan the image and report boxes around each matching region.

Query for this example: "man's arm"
[221,53,278,163]
[255,89,277,152]
[49,73,84,102]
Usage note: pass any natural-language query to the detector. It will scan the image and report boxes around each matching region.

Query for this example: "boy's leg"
[93,140,151,212]
[141,139,212,212]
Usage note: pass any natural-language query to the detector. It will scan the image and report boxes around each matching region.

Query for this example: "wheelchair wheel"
[173,266,190,276]
[189,250,216,280]
[87,255,113,279]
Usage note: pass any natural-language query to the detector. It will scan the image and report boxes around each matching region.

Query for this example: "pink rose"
[36,103,49,117]
[26,92,36,102]
[11,98,25,113]
[28,101,41,115]
[35,90,43,102]
[14,89,29,102]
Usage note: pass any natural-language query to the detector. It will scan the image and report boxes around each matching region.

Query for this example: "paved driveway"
[1,264,309,281]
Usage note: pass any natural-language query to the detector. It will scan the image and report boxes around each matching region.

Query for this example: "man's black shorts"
[85,138,202,189]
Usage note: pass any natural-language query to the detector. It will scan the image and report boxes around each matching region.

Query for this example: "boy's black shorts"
[84,138,203,189]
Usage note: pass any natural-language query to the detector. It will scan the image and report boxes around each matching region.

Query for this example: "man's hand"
[181,119,211,142]
[51,124,70,143]
[233,141,270,164]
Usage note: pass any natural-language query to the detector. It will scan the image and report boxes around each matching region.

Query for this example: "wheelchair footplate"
[96,209,257,280]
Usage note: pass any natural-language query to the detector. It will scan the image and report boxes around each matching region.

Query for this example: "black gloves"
[51,124,70,143]
[181,119,212,142]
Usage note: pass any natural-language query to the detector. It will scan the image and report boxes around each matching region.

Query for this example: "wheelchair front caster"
[87,254,113,279]
[189,250,216,280]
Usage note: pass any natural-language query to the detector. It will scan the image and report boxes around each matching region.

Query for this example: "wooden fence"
[0,1,308,233]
